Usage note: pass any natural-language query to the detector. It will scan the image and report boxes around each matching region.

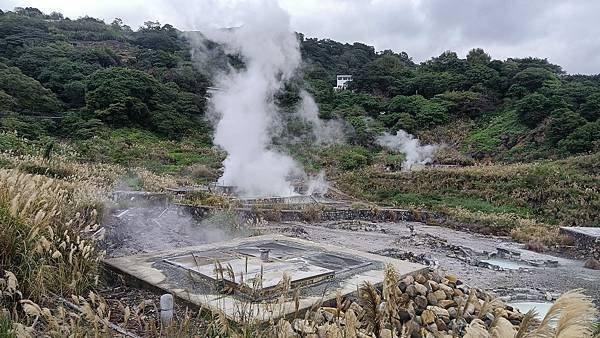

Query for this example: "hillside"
[0,7,598,237]
[0,7,598,163]
[0,6,599,338]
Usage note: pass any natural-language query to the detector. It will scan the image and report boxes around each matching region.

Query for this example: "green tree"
[386,95,448,129]
[0,90,16,111]
[435,91,494,118]
[546,108,586,144]
[558,121,600,154]
[0,63,61,113]
[580,93,600,121]
[516,93,552,128]
[512,67,556,92]
[466,48,491,65]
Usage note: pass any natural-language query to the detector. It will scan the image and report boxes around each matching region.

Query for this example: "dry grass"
[0,149,597,336]
[336,153,599,245]
[0,170,105,301]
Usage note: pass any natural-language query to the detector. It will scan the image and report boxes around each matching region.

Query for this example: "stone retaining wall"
[176,204,433,223]
[559,227,600,258]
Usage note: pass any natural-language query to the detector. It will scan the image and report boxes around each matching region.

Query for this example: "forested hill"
[0,7,598,164]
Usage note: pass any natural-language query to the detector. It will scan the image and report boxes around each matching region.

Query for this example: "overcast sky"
[2,0,599,74]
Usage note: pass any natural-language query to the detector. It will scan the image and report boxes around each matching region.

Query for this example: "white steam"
[207,2,301,197]
[297,90,346,145]
[190,1,330,197]
[377,130,437,171]
[305,170,329,196]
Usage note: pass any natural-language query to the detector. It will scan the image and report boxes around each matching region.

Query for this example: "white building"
[334,75,352,90]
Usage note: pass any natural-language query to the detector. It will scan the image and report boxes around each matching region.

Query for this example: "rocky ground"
[98,201,600,336]
[102,204,600,306]
[259,219,600,307]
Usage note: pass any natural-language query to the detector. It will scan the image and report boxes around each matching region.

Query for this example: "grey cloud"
[284,0,600,74]
[2,0,599,73]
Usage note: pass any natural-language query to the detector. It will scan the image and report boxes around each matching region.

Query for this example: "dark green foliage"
[0,63,61,113]
[0,6,596,165]
[516,93,552,128]
[386,95,448,130]
[338,146,372,170]
[546,109,586,144]
[18,162,74,179]
[134,22,182,52]
[558,121,600,154]
[466,48,491,65]
[60,112,105,139]
[580,92,600,121]
[0,114,51,139]
[512,67,556,92]
[85,67,206,137]
[435,91,494,118]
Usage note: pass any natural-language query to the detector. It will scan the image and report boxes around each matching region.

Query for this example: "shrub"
[18,162,74,179]
[516,93,552,128]
[338,147,372,170]
[559,120,600,154]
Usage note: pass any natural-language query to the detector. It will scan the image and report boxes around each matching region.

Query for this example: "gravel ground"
[102,206,600,306]
[265,220,600,305]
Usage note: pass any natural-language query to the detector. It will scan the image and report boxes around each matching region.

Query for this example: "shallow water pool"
[508,301,553,319]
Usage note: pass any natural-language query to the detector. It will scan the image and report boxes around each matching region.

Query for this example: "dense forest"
[0,6,598,167]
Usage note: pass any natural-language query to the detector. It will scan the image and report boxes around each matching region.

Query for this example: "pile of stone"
[285,269,524,338]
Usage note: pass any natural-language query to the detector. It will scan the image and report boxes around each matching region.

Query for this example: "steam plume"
[376,130,437,170]
[297,90,346,145]
[202,1,304,197]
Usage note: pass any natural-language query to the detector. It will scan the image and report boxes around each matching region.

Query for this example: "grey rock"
[414,283,428,296]
[415,295,428,309]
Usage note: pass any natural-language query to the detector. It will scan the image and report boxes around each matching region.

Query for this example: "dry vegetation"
[335,153,599,246]
[0,143,597,336]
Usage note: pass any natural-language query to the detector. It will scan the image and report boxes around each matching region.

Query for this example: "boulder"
[427,306,450,319]
[438,284,453,297]
[421,309,436,324]
[415,274,428,284]
[415,295,428,309]
[453,288,464,297]
[447,307,458,319]
[427,292,438,306]
[435,318,448,331]
[397,308,412,323]
[406,285,417,297]
[414,283,428,296]
[508,310,524,321]
[433,290,447,301]
[438,299,456,309]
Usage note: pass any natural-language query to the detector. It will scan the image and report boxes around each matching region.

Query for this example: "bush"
[559,121,600,154]
[545,108,586,144]
[338,147,372,170]
[18,162,74,179]
[516,93,552,128]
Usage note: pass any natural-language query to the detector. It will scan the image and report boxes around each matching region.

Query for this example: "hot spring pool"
[508,301,553,319]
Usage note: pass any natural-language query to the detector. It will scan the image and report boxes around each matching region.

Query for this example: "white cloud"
[2,0,599,74]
